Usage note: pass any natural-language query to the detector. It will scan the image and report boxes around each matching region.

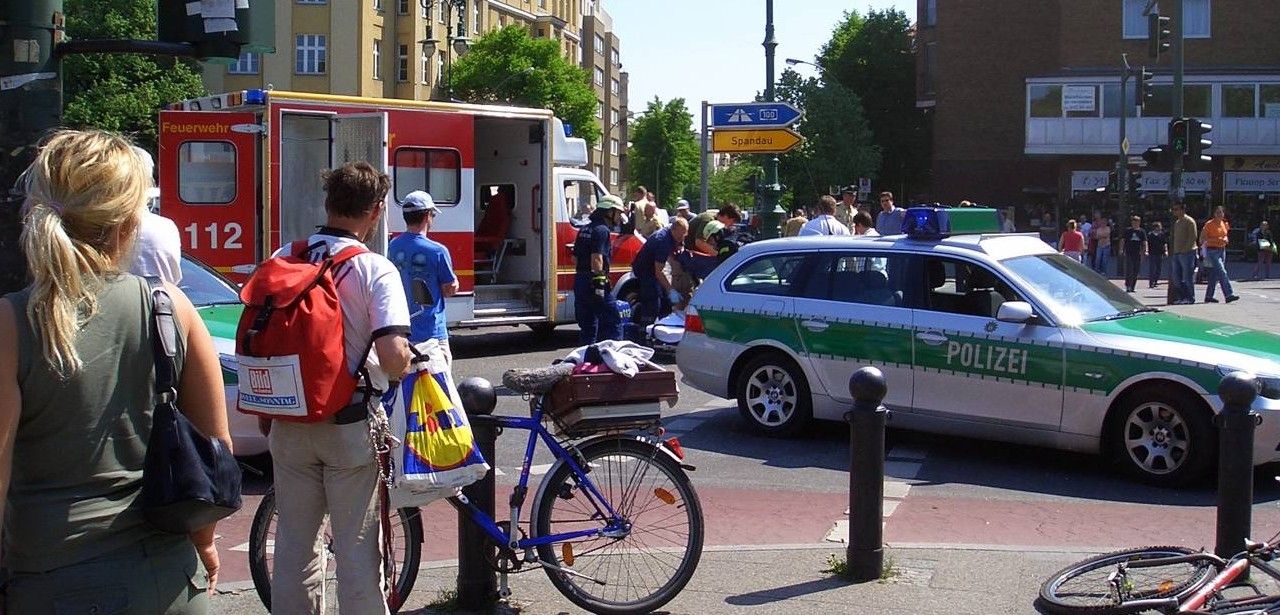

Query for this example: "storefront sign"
[1070,171,1211,193]
[1224,172,1280,192]
[1062,86,1097,112]
[1224,157,1280,172]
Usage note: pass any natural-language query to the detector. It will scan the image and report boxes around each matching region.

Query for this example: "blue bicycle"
[249,365,704,615]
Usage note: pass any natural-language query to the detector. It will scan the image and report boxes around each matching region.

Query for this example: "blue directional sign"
[710,102,803,129]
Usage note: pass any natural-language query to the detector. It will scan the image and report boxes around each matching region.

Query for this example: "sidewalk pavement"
[212,543,1108,614]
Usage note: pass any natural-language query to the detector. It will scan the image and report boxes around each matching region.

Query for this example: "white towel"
[564,340,655,377]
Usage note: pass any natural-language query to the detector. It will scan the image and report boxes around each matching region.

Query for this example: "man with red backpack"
[239,162,410,614]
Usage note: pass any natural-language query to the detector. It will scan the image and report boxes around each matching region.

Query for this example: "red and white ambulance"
[158,89,641,330]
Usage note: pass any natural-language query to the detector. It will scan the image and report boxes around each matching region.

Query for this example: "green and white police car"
[677,207,1280,486]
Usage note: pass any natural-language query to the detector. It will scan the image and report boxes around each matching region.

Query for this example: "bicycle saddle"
[502,363,575,395]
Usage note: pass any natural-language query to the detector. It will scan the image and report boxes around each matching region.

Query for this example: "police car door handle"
[801,320,829,332]
[915,331,948,346]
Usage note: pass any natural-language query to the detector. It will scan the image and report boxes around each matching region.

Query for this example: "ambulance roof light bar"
[902,206,1003,240]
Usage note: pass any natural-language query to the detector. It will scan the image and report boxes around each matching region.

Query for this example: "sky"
[607,1,917,116]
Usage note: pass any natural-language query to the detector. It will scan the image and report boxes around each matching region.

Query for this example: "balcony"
[1026,116,1280,156]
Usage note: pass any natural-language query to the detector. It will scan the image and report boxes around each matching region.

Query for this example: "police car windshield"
[1000,253,1146,326]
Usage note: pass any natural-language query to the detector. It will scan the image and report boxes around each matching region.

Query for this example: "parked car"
[677,207,1280,486]
[180,255,266,458]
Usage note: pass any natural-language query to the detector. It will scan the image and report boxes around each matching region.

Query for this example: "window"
[1123,0,1210,39]
[562,179,604,219]
[398,0,408,14]
[1263,85,1280,118]
[228,51,260,75]
[610,138,619,155]
[1223,84,1257,118]
[373,39,382,80]
[178,142,237,205]
[612,48,620,66]
[596,100,604,118]
[397,44,409,82]
[1029,84,1062,118]
[393,148,461,203]
[373,0,382,10]
[610,108,619,127]
[499,14,506,27]
[296,0,326,4]
[611,78,619,95]
[1141,83,1209,117]
[924,0,937,26]
[609,169,619,186]
[473,2,481,33]
[436,53,444,85]
[800,253,908,307]
[421,0,428,17]
[594,67,604,86]
[593,164,602,177]
[439,2,446,23]
[296,34,327,74]
[726,255,811,297]
[922,42,937,95]
[916,258,1020,318]
[594,34,605,54]
[1102,82,1139,118]
[539,0,547,7]
[421,50,430,83]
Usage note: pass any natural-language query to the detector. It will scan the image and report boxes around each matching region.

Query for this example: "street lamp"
[419,0,470,101]
[784,57,819,69]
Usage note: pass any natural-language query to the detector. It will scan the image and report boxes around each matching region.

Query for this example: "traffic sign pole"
[760,0,783,239]
[700,100,709,213]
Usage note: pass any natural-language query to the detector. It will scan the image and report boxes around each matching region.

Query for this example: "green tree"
[818,9,929,200]
[450,26,600,146]
[708,159,760,211]
[62,0,207,152]
[762,69,880,210]
[627,98,699,207]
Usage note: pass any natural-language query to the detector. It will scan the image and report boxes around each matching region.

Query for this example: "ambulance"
[677,207,1280,486]
[158,89,640,331]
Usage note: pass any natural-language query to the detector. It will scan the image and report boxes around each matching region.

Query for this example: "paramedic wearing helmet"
[574,194,626,344]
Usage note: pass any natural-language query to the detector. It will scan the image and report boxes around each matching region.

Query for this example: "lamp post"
[784,57,819,71]
[419,0,470,102]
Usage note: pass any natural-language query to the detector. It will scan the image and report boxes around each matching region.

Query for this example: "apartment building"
[581,0,628,193]
[204,0,628,192]
[916,0,1280,232]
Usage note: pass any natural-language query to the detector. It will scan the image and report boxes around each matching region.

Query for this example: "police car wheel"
[1110,387,1215,486]
[736,354,812,436]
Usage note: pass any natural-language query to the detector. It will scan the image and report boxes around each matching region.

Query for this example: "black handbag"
[140,277,243,534]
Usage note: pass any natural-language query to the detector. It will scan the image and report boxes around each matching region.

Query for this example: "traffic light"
[1188,118,1213,166]
[1135,66,1154,111]
[1142,145,1171,171]
[1128,168,1143,195]
[1106,169,1120,194]
[158,0,275,61]
[1169,118,1189,155]
[1148,13,1171,60]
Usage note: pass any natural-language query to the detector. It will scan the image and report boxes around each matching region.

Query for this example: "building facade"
[204,0,628,192]
[580,0,628,194]
[916,0,1280,237]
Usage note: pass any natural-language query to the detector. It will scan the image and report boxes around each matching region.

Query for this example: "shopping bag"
[1260,238,1273,253]
[386,340,490,508]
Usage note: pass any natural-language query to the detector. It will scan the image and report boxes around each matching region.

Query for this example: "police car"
[677,207,1280,486]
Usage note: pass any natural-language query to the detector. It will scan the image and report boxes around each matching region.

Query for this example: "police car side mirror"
[411,278,434,306]
[996,301,1035,324]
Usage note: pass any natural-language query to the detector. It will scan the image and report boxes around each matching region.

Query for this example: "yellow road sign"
[711,128,804,154]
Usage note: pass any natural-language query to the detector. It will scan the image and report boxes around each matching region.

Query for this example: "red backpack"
[235,240,368,422]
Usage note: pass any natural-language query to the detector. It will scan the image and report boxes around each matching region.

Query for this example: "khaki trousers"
[269,420,389,615]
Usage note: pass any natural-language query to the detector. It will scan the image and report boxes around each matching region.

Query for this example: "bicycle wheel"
[1037,546,1218,615]
[248,487,424,613]
[532,437,704,615]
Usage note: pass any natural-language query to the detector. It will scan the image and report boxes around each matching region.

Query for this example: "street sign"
[710,102,803,129]
[711,128,804,154]
[1122,137,1130,155]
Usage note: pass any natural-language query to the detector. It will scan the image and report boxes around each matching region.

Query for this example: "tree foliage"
[708,158,760,211]
[627,98,699,207]
[450,26,600,146]
[764,69,880,211]
[817,9,929,200]
[62,0,207,152]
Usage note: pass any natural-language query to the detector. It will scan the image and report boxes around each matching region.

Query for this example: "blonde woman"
[0,130,229,613]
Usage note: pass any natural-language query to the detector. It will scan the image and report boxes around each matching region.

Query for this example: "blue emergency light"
[244,89,268,105]
[902,206,1003,240]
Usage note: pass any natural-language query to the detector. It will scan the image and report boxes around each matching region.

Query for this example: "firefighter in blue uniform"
[574,194,625,344]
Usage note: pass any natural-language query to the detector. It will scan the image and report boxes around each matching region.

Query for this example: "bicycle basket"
[543,364,678,437]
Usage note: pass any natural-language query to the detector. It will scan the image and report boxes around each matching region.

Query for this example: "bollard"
[845,366,888,583]
[1215,371,1260,560]
[456,376,499,609]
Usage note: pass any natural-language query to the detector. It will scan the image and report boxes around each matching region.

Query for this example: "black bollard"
[456,376,498,609]
[1215,371,1260,559]
[846,366,888,583]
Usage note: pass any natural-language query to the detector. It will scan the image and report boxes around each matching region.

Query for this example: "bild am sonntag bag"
[386,340,489,508]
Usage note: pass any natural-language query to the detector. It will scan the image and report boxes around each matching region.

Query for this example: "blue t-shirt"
[632,226,677,278]
[388,232,457,342]
[573,219,612,275]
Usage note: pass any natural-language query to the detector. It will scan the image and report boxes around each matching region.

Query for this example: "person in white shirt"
[852,211,887,273]
[267,162,411,615]
[126,147,183,284]
[799,195,851,236]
